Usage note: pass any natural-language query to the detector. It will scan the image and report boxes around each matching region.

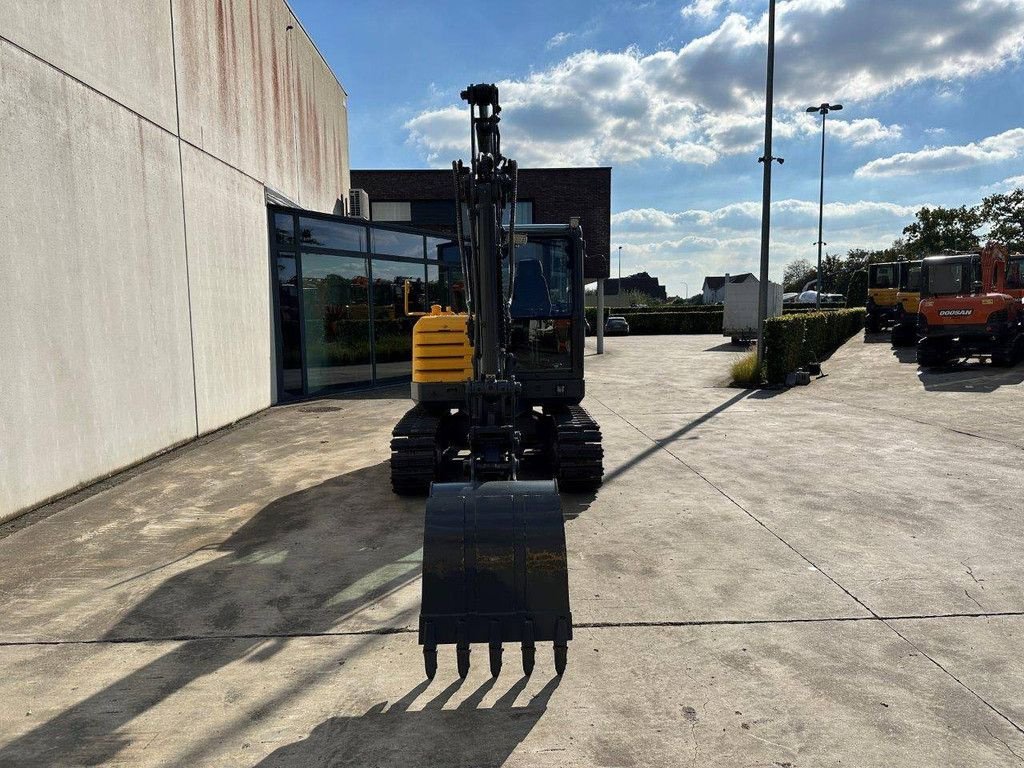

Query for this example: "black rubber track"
[551,404,604,493]
[390,405,442,496]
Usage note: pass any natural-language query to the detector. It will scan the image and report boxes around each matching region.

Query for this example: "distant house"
[602,271,668,305]
[702,272,755,304]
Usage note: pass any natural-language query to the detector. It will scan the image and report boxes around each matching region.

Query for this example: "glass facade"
[275,253,302,395]
[269,207,459,398]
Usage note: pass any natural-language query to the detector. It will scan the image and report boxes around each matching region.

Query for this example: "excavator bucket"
[419,480,572,679]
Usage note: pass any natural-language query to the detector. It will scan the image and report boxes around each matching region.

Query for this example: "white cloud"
[856,128,1024,177]
[611,198,921,294]
[813,117,902,146]
[546,31,573,49]
[681,0,726,19]
[407,0,1024,167]
[982,174,1024,192]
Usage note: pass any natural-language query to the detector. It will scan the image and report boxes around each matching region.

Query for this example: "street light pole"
[806,102,842,310]
[755,0,783,372]
[618,245,622,283]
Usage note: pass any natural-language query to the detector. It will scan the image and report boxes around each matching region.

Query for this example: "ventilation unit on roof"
[348,188,370,220]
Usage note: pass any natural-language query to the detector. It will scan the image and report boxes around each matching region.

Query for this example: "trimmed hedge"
[586,305,723,327]
[611,311,723,335]
[763,308,866,384]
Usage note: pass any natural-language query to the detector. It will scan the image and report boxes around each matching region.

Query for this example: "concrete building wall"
[0,0,178,131]
[0,41,197,514]
[181,145,272,434]
[0,1,349,519]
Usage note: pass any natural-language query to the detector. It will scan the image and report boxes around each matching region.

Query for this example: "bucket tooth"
[489,644,503,677]
[521,619,536,676]
[489,621,504,677]
[456,620,471,678]
[423,622,438,680]
[554,644,567,676]
[554,617,569,676]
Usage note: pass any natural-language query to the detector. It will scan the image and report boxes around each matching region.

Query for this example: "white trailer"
[723,278,783,344]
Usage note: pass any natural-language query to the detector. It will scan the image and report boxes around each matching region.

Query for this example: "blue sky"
[292,0,1024,296]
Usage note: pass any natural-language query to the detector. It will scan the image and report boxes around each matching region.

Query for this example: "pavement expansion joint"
[882,617,1024,738]
[4,611,1024,648]
[803,391,1024,452]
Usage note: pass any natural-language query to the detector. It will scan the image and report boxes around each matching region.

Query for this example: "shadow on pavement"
[323,384,411,401]
[704,341,750,352]
[0,461,426,767]
[863,331,891,344]
[891,346,918,364]
[918,361,1024,392]
[254,675,562,768]
[603,389,751,483]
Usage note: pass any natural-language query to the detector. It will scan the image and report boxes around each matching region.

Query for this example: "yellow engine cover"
[869,286,899,308]
[897,291,921,314]
[412,307,473,383]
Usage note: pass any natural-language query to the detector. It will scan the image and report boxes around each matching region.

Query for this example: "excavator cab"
[865,261,901,332]
[891,259,922,347]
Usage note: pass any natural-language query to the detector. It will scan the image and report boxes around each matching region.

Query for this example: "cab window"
[504,237,573,318]
[869,264,896,289]
[900,264,921,292]
[1008,255,1024,289]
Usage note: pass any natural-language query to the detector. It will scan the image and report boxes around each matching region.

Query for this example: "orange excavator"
[917,242,1024,368]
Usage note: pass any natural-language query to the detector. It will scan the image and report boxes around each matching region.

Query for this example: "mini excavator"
[391,84,604,679]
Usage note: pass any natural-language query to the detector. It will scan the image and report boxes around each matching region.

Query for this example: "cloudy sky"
[294,0,1024,296]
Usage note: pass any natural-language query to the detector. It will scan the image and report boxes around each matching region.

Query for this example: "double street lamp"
[806,102,842,309]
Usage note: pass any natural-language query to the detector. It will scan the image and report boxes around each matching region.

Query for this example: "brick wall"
[351,168,611,280]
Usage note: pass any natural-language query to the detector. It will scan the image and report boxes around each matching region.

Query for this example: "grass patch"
[730,350,763,386]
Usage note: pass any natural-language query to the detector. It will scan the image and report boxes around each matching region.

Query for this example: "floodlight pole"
[807,102,842,309]
[755,0,782,371]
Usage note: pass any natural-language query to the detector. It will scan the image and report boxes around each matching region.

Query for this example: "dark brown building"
[350,168,611,280]
[604,272,668,302]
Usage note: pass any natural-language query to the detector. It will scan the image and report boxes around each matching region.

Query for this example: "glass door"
[300,253,371,392]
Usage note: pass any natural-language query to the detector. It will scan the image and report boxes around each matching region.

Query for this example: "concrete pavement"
[2,334,1023,766]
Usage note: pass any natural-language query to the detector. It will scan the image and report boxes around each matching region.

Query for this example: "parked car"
[796,290,844,305]
[605,316,630,336]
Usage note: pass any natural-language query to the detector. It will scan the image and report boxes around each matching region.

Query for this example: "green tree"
[782,258,816,293]
[899,205,981,256]
[979,188,1024,251]
[846,269,868,307]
